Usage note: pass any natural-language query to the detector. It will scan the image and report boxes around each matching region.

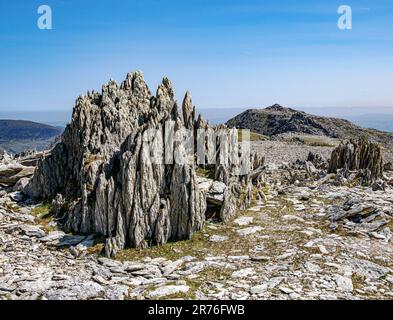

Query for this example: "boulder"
[329,138,383,185]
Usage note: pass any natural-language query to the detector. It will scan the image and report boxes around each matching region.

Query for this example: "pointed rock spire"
[182,91,195,130]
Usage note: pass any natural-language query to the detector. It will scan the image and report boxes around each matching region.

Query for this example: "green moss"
[196,165,215,179]
[238,129,266,142]
[30,202,56,232]
[297,136,335,147]
[30,202,52,219]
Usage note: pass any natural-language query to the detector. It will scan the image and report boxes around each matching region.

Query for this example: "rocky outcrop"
[182,91,195,130]
[24,71,263,256]
[226,104,393,147]
[0,151,43,190]
[328,138,383,185]
[24,72,204,256]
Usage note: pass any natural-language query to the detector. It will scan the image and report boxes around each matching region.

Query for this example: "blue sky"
[0,0,393,111]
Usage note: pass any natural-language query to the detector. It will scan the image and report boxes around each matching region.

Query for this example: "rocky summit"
[226,104,393,147]
[0,72,393,301]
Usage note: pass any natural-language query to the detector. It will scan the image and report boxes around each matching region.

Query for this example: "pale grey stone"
[231,268,255,278]
[236,226,262,236]
[209,235,228,242]
[335,275,353,292]
[148,285,190,298]
[233,216,254,226]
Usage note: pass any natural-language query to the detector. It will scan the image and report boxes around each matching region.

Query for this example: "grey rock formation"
[226,104,393,147]
[328,138,383,185]
[24,72,208,256]
[0,151,43,189]
[24,71,263,256]
[182,91,195,130]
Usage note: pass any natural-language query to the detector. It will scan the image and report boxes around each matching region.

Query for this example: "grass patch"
[297,136,335,148]
[4,202,20,212]
[196,165,215,179]
[84,154,105,167]
[352,273,366,291]
[238,129,267,142]
[30,202,56,232]
[30,202,52,218]
[116,212,260,263]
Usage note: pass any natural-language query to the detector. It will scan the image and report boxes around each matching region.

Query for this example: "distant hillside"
[0,120,63,154]
[226,104,393,147]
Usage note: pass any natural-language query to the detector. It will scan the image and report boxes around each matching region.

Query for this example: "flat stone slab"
[233,216,254,226]
[20,225,46,238]
[231,268,255,278]
[148,285,190,298]
[236,226,262,236]
[349,258,390,280]
[209,235,228,242]
[40,231,66,243]
[282,215,305,223]
[56,235,87,247]
[335,275,353,292]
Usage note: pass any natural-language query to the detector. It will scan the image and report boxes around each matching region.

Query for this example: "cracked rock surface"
[1,141,393,300]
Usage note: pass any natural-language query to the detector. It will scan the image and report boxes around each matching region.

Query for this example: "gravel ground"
[1,139,393,300]
[252,136,393,165]
[252,140,335,165]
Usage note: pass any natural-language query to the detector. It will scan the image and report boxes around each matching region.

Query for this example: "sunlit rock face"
[24,71,264,256]
[24,72,209,256]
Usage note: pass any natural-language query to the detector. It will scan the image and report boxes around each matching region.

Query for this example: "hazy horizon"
[2,106,393,133]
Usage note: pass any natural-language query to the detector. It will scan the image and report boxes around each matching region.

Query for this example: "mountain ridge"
[0,119,63,154]
[226,104,393,146]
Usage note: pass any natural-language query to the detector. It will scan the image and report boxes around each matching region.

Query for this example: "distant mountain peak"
[226,105,393,147]
[266,104,285,110]
[264,104,299,114]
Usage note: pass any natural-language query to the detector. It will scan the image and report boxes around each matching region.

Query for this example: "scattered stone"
[250,284,268,295]
[349,258,390,280]
[335,275,353,292]
[279,286,293,294]
[57,235,87,247]
[162,259,184,276]
[40,231,66,243]
[148,285,190,298]
[19,225,45,238]
[209,235,228,242]
[231,268,255,278]
[98,257,123,268]
[233,216,254,226]
[277,252,296,260]
[282,215,305,223]
[123,263,145,272]
[236,226,262,236]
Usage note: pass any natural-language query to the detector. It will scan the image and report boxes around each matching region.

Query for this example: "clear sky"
[1,0,393,111]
